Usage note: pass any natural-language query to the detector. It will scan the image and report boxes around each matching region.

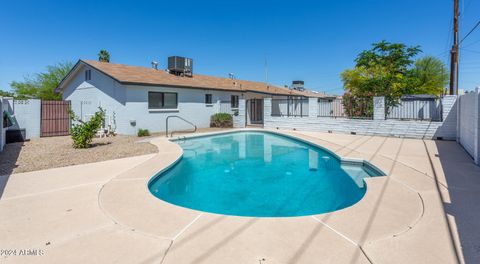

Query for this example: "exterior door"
[249,99,264,124]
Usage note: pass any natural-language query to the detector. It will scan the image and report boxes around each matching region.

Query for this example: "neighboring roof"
[56,60,322,97]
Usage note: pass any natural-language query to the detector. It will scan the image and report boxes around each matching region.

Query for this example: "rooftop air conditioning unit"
[292,80,305,91]
[168,56,193,77]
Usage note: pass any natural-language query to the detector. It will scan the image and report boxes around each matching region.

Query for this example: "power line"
[462,38,480,48]
[461,20,480,43]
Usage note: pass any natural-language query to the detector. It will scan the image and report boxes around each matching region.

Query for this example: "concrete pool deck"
[1,129,478,263]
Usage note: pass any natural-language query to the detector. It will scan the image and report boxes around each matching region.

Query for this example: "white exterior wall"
[123,85,242,135]
[62,64,286,134]
[63,64,128,134]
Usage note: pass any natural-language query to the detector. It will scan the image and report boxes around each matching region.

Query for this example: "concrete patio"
[0,129,478,263]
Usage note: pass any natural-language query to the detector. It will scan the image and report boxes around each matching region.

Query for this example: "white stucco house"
[55,59,317,135]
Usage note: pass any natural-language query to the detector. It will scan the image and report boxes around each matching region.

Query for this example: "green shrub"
[137,128,150,137]
[69,107,105,148]
[210,113,233,128]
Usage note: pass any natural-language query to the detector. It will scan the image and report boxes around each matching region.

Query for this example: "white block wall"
[7,99,41,139]
[264,97,457,140]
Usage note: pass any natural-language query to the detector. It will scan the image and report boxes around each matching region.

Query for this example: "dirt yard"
[0,135,158,175]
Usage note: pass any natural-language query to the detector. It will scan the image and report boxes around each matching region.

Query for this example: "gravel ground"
[0,135,158,175]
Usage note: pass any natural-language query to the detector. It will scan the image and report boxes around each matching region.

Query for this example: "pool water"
[148,131,383,217]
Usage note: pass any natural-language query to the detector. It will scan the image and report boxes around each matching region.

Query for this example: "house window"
[85,70,91,81]
[148,92,178,109]
[205,94,212,104]
[231,95,239,108]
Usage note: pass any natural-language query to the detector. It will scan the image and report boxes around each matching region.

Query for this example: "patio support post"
[373,96,386,120]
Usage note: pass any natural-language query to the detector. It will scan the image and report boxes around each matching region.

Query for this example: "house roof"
[56,60,324,97]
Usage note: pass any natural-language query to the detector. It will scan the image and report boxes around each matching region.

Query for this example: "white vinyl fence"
[457,89,480,164]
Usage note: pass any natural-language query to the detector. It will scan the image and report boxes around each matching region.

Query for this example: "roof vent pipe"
[151,61,158,70]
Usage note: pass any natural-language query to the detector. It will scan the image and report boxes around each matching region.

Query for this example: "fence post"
[373,96,385,120]
[308,97,318,118]
[233,98,246,128]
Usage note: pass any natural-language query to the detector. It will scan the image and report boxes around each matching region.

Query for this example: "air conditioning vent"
[168,56,193,77]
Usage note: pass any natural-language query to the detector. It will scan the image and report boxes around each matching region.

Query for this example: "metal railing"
[318,97,373,119]
[387,97,442,121]
[166,115,197,137]
[271,98,309,117]
[318,98,346,117]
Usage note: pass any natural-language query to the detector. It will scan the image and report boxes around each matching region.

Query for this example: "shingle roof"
[68,60,318,97]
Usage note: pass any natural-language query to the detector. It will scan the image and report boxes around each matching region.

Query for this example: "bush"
[137,129,150,137]
[69,107,105,148]
[210,113,233,128]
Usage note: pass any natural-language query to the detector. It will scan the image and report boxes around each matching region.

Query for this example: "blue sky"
[1,0,479,94]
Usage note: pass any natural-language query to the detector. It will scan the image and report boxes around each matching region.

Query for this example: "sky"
[1,0,479,95]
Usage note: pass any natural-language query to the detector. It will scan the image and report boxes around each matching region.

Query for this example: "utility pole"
[449,0,459,95]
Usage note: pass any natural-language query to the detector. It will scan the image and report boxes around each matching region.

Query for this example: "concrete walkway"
[0,129,478,263]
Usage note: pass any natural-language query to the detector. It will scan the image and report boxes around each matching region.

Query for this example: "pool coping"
[97,128,455,263]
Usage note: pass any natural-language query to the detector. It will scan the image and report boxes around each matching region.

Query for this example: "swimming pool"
[148,131,384,217]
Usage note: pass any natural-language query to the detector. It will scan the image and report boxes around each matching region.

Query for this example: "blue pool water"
[148,131,383,217]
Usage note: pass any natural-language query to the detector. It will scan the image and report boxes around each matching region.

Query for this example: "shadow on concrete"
[433,140,480,264]
[0,142,23,198]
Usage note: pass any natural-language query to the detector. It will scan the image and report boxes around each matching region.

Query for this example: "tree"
[406,56,449,95]
[98,50,110,62]
[10,61,73,100]
[341,41,448,113]
[0,90,15,97]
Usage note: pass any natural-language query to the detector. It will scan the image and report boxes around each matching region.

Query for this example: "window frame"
[231,95,239,108]
[148,91,178,110]
[205,94,213,105]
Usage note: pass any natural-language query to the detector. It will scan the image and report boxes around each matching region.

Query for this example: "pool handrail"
[166,115,197,138]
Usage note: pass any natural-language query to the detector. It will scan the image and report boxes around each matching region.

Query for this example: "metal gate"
[41,100,71,137]
[248,99,264,124]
